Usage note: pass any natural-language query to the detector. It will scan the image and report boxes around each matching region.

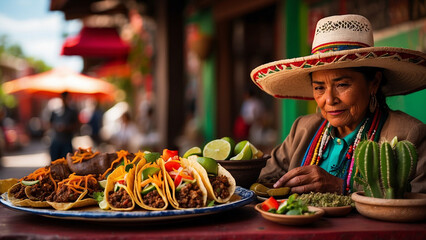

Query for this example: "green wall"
[375,28,426,123]
[280,0,310,140]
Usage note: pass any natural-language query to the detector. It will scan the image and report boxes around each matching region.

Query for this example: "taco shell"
[105,165,136,211]
[7,183,51,208]
[133,158,169,210]
[0,178,18,194]
[47,189,97,210]
[162,158,208,209]
[185,156,236,203]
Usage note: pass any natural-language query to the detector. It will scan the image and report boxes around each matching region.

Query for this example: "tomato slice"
[162,149,179,161]
[261,197,279,212]
[117,179,126,185]
[174,175,182,187]
[165,161,181,172]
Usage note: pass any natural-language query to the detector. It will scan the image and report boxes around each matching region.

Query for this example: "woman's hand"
[273,165,343,194]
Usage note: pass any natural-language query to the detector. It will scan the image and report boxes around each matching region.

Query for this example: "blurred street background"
[0,0,425,180]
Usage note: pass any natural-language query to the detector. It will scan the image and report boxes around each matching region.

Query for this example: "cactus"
[380,141,396,199]
[394,140,418,198]
[354,138,418,199]
[355,140,382,198]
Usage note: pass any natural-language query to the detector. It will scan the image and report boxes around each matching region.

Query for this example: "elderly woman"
[250,14,426,195]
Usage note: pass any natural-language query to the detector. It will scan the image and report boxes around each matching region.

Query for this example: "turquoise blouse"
[319,121,363,179]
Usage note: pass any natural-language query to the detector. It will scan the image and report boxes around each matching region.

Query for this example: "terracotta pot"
[351,191,426,222]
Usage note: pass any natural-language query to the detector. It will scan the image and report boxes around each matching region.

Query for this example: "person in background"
[251,14,426,195]
[112,111,142,152]
[49,91,79,161]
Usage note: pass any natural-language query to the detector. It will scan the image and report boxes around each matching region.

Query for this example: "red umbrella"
[2,67,116,102]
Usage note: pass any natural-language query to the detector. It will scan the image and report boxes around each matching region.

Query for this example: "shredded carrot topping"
[51,157,67,165]
[71,147,100,164]
[19,166,58,191]
[57,173,98,194]
[101,150,130,179]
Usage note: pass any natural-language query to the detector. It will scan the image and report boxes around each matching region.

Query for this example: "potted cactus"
[354,137,417,199]
[351,137,426,222]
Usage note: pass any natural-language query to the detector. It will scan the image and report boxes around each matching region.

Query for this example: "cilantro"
[93,191,104,203]
[145,152,161,163]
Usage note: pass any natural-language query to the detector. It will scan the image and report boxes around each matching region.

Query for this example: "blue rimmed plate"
[0,187,255,222]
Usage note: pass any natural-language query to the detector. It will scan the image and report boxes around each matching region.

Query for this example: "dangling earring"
[316,105,321,114]
[369,94,377,113]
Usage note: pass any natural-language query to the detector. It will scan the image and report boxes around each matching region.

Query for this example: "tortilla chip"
[133,158,169,211]
[0,178,19,194]
[7,183,51,208]
[162,158,208,209]
[185,156,236,203]
[105,165,136,211]
[47,190,97,210]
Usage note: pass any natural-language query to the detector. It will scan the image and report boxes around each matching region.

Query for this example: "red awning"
[61,27,130,58]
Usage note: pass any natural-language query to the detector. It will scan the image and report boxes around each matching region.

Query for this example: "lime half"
[203,139,232,160]
[230,142,252,160]
[196,157,218,175]
[221,137,236,152]
[183,146,202,158]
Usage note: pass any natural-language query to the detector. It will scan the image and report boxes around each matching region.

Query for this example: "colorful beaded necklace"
[300,108,388,194]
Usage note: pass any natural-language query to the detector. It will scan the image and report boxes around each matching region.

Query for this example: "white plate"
[0,187,255,222]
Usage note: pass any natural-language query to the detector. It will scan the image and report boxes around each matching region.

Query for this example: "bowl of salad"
[255,194,324,225]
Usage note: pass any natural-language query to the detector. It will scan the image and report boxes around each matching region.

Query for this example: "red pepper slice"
[162,149,179,161]
[117,179,126,185]
[165,161,181,172]
[261,197,279,212]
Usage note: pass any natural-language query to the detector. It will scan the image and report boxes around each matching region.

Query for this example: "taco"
[133,152,169,210]
[104,163,137,211]
[46,173,101,210]
[161,150,208,209]
[7,158,71,208]
[186,155,236,203]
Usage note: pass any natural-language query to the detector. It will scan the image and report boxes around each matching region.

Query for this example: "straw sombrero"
[250,14,426,100]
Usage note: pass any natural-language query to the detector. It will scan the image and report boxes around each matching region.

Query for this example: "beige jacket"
[259,110,426,193]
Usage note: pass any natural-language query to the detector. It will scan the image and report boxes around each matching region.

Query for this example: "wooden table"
[1,202,425,240]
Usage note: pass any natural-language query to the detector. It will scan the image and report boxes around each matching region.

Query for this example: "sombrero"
[250,14,426,100]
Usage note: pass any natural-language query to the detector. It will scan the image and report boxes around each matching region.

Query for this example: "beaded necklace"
[300,108,387,194]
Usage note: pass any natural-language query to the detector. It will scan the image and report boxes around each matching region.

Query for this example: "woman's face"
[311,68,380,137]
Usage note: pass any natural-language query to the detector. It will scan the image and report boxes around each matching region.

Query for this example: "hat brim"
[250,47,426,100]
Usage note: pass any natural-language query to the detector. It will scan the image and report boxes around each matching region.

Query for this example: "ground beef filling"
[10,184,27,199]
[176,183,203,208]
[108,188,132,208]
[28,177,55,201]
[142,190,165,208]
[46,185,79,202]
[209,175,231,199]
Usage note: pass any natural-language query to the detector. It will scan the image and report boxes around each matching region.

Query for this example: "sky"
[0,0,83,72]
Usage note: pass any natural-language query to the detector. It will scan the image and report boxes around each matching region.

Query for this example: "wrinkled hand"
[273,165,343,194]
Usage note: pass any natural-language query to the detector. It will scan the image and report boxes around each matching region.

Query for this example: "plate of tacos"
[0,148,255,222]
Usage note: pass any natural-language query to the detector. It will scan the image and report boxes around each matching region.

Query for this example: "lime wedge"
[203,139,232,160]
[230,142,252,160]
[196,157,218,175]
[99,199,110,210]
[234,140,249,155]
[249,143,263,159]
[221,137,236,152]
[183,146,202,158]
[98,180,107,189]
